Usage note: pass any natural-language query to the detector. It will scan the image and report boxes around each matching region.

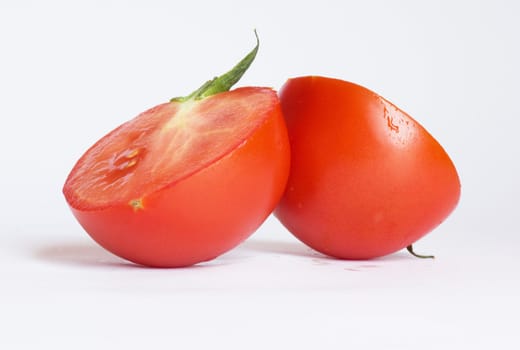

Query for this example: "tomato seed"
[125,149,140,158]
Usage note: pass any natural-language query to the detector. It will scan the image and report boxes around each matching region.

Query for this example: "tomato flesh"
[275,76,460,259]
[64,87,290,267]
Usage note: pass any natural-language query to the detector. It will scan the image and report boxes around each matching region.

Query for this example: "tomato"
[274,76,460,259]
[63,34,290,267]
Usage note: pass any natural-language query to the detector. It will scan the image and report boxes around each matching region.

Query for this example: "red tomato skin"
[67,94,290,267]
[275,76,461,259]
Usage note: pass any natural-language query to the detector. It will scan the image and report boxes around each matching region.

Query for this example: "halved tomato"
[63,35,290,267]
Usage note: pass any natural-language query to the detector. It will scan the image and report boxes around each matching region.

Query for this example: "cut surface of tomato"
[64,87,276,210]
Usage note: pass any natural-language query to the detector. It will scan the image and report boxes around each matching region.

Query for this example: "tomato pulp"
[275,76,460,259]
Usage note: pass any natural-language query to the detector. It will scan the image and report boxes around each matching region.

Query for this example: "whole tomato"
[275,76,460,259]
[63,34,290,267]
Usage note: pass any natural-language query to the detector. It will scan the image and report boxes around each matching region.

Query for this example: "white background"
[1,0,518,349]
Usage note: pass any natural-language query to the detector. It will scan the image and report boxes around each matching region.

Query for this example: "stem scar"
[129,198,144,211]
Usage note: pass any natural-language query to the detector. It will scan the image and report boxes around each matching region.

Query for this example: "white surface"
[1,0,519,349]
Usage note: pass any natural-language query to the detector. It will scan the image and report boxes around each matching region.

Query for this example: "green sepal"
[171,30,259,102]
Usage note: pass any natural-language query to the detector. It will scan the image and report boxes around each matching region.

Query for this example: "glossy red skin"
[64,88,290,267]
[275,76,460,259]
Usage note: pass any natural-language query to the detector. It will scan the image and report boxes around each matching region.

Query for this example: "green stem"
[171,30,259,102]
[406,244,435,259]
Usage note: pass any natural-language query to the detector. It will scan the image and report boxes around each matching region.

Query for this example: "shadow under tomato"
[33,240,252,269]
[239,238,328,258]
[33,241,138,269]
[34,237,413,270]
[240,238,414,263]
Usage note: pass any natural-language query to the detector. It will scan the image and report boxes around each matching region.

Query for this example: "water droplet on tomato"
[383,105,399,133]
[386,116,399,132]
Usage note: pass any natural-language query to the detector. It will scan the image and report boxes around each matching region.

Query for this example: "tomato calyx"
[171,30,259,103]
[406,245,435,259]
